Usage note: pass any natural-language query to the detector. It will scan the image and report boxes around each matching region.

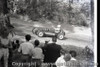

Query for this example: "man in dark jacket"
[43,36,62,66]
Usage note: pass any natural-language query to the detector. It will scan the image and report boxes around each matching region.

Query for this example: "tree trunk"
[0,0,13,34]
[0,0,9,14]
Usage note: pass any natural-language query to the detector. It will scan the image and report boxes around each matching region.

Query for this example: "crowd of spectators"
[0,28,93,67]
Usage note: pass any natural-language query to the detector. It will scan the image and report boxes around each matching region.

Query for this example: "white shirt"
[71,57,77,61]
[18,42,34,55]
[55,55,66,67]
[32,47,44,59]
[0,36,10,46]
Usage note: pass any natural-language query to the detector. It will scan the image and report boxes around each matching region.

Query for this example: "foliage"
[81,2,91,17]
[8,0,91,27]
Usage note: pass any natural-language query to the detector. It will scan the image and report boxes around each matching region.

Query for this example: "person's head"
[52,36,57,43]
[16,40,19,44]
[69,50,77,58]
[25,34,31,41]
[16,40,20,48]
[64,54,71,62]
[34,40,40,47]
[1,28,9,38]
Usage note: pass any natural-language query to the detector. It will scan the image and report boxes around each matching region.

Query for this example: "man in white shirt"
[31,40,44,67]
[32,40,44,60]
[18,34,34,62]
[55,50,70,67]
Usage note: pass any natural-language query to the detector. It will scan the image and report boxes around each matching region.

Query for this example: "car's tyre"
[57,34,64,40]
[37,31,44,37]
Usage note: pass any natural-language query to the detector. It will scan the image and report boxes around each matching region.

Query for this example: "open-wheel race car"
[32,25,65,40]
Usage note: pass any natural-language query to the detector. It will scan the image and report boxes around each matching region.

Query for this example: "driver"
[55,25,61,37]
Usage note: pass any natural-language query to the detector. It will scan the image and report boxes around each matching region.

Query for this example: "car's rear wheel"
[32,27,37,34]
[57,34,64,40]
[37,31,44,37]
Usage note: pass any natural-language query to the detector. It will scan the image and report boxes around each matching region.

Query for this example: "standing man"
[0,28,12,67]
[43,37,62,67]
[31,40,44,67]
[18,34,34,63]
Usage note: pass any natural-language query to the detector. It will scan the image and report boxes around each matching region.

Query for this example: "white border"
[94,0,97,67]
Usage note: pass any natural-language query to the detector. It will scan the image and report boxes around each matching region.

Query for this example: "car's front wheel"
[57,34,64,40]
[37,31,44,37]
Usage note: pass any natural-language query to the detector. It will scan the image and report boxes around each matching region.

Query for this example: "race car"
[32,25,65,40]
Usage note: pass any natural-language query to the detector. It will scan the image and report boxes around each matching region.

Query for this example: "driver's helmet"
[57,25,61,28]
[55,25,61,33]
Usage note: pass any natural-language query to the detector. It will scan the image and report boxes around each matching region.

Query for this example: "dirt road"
[11,18,92,48]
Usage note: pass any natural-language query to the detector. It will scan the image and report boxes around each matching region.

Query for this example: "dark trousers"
[31,58,42,67]
[21,54,31,67]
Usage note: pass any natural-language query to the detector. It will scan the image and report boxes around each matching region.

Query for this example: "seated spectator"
[69,50,77,61]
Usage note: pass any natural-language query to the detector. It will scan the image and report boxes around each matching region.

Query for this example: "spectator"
[11,39,22,67]
[12,40,20,50]
[43,37,62,66]
[32,40,44,60]
[69,50,77,61]
[63,54,71,63]
[0,29,12,67]
[56,53,71,67]
[31,40,44,67]
[15,40,20,49]
[55,49,67,67]
[66,51,80,67]
[18,34,34,63]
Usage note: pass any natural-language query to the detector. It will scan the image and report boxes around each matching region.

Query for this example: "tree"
[0,0,13,35]
[81,2,91,17]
